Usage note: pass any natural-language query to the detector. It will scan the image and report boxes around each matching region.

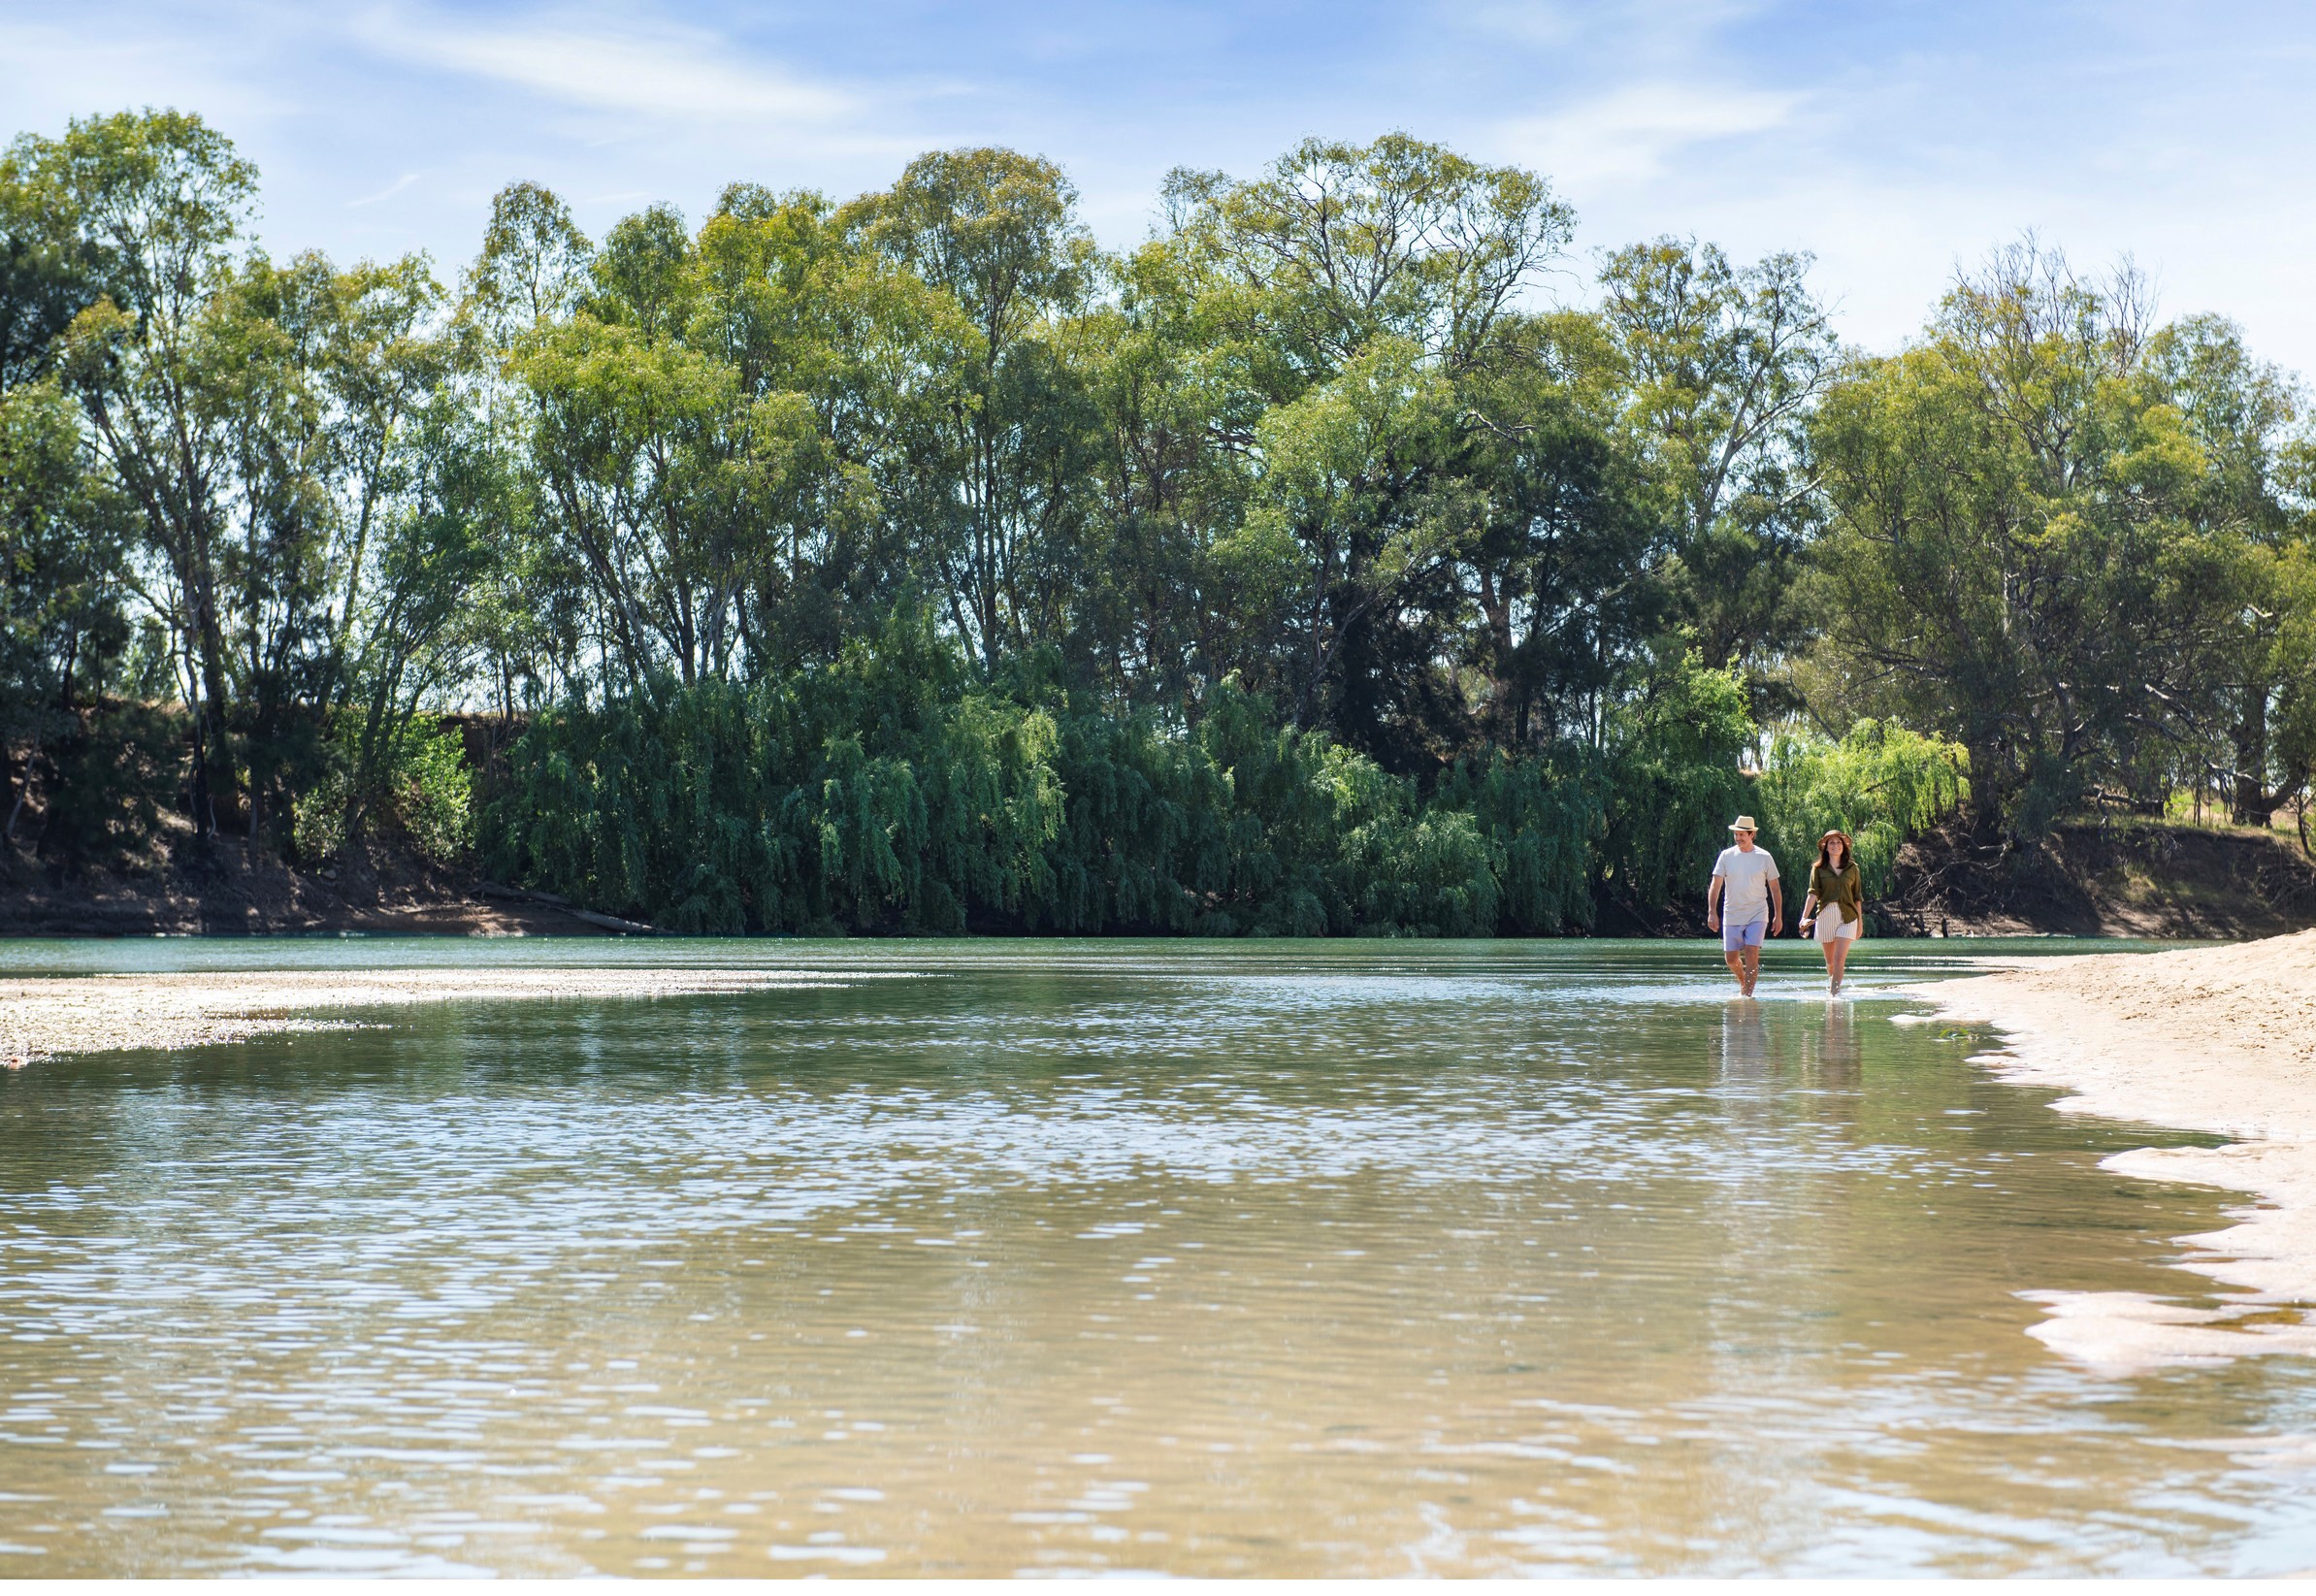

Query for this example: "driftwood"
[474,880,665,935]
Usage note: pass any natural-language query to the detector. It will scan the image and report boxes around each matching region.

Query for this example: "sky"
[3,0,2311,374]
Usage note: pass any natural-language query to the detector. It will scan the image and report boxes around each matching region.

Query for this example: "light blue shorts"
[1721,915,1768,953]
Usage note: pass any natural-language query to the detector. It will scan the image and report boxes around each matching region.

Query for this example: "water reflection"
[1715,997,1774,1080]
[1813,999,1861,1080]
[1,940,2308,1576]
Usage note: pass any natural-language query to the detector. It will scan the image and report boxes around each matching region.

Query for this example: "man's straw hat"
[1728,815,1758,832]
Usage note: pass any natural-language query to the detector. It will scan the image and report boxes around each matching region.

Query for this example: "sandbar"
[1,966,845,1067]
[1919,928,2316,1375]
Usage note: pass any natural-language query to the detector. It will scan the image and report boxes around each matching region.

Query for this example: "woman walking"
[1797,830,1865,994]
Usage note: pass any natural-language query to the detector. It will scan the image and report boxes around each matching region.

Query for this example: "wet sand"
[1920,928,2316,1375]
[0,967,840,1067]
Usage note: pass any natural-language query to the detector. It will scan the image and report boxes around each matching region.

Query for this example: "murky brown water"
[5,938,2315,1576]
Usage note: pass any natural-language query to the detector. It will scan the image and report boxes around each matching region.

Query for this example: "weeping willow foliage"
[483,622,1063,934]
[1755,720,1971,896]
[1594,657,1757,912]
[482,629,1625,936]
[482,632,1967,937]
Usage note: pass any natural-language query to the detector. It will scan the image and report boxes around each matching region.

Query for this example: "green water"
[3,936,2311,1576]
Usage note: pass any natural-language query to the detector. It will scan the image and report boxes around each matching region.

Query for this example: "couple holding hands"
[1704,816,1864,997]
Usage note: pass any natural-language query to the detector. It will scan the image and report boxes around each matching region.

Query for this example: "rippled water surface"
[6,936,2316,1576]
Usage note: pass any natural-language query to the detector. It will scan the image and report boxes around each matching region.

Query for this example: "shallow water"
[4,936,2314,1576]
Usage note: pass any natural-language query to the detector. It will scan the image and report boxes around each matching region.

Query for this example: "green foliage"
[1598,654,1754,911]
[1432,751,1603,933]
[1,109,2295,931]
[482,617,1062,934]
[1755,721,1970,896]
[1598,240,1836,677]
[483,645,1620,937]
[1807,241,2308,838]
[294,711,473,864]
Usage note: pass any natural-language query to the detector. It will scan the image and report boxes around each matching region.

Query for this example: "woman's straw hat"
[1728,815,1758,832]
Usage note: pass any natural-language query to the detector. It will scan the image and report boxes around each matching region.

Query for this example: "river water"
[4,936,2315,1576]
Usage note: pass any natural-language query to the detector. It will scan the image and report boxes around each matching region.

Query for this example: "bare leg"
[1740,942,1762,996]
[1724,948,1748,991]
[1827,936,1850,993]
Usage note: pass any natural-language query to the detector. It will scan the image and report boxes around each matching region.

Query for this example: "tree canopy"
[0,112,2306,931]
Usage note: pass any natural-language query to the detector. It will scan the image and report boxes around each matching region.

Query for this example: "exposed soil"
[1880,817,2316,938]
[11,805,2316,942]
[0,831,621,938]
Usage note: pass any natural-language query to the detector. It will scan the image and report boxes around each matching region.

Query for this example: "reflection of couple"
[1716,989,1861,1085]
[1704,815,1864,996]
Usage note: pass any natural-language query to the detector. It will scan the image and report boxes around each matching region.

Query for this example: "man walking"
[1706,815,1782,997]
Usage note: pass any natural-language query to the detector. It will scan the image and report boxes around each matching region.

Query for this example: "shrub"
[293,711,474,864]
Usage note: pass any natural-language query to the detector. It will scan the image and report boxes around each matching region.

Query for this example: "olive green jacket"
[1809,861,1863,926]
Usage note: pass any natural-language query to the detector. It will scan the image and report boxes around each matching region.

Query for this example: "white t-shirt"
[1712,845,1779,920]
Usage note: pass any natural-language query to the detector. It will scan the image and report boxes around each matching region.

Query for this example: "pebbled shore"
[1919,928,2316,1376]
[0,967,843,1067]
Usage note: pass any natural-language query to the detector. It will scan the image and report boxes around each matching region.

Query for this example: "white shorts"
[1812,908,1861,944]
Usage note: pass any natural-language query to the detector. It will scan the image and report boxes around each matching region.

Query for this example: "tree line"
[0,110,2305,933]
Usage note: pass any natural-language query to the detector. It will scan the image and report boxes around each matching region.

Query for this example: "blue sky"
[4,1,2312,374]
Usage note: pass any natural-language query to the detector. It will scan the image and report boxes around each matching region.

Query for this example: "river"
[4,936,2313,1575]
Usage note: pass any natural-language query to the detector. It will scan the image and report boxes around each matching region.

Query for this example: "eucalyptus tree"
[0,377,129,836]
[12,111,485,850]
[1597,239,1837,678]
[1052,241,1255,713]
[2142,313,2314,823]
[1452,310,1667,751]
[1156,136,1580,762]
[691,182,941,668]
[33,110,257,833]
[848,147,1100,672]
[0,149,114,391]
[1808,243,2239,835]
[465,179,593,340]
[1161,133,1575,387]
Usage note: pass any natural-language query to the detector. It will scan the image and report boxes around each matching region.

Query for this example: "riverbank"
[1920,928,2316,1375]
[18,815,2316,940]
[0,966,837,1066]
[0,836,643,937]
[1883,817,2316,937]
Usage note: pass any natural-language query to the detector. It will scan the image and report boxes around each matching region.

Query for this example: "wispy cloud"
[347,169,420,208]
[1496,81,1801,190]
[349,6,858,129]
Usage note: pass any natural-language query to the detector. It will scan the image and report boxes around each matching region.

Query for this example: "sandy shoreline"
[1919,928,2316,1376]
[0,967,848,1067]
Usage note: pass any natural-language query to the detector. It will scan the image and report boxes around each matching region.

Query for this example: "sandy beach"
[1921,928,2316,1376]
[0,966,849,1067]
